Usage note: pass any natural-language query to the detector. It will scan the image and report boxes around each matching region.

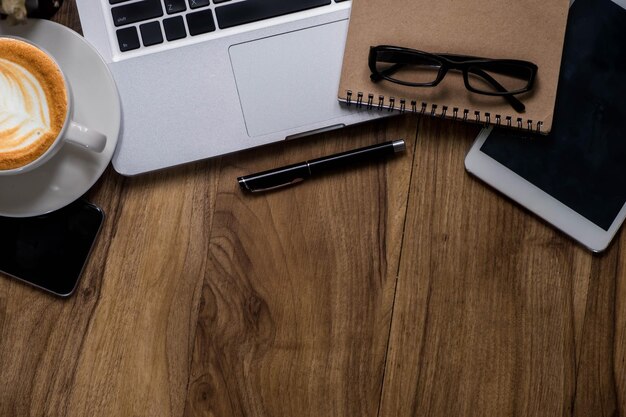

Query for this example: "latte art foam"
[0,58,52,150]
[0,38,67,170]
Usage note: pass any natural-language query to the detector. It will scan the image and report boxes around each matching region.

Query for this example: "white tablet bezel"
[465,126,626,252]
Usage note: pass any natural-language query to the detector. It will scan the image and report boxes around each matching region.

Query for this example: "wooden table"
[1,2,625,416]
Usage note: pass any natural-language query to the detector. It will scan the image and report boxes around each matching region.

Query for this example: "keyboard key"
[140,21,164,46]
[186,9,216,36]
[163,16,187,41]
[111,0,163,27]
[188,0,210,9]
[109,0,130,4]
[163,0,186,14]
[116,26,140,51]
[215,0,332,29]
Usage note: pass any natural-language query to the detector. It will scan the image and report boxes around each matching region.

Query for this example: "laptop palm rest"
[228,20,348,137]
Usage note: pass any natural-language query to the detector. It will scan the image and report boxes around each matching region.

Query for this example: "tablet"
[464,0,626,252]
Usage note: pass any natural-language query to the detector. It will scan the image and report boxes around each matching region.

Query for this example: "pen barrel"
[307,141,399,174]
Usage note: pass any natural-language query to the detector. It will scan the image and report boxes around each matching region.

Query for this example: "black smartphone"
[0,199,104,297]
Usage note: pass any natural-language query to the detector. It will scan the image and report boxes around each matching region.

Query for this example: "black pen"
[237,139,406,192]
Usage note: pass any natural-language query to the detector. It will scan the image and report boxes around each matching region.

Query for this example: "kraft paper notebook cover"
[338,0,570,133]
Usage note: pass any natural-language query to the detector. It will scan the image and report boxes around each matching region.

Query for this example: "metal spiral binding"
[344,90,544,133]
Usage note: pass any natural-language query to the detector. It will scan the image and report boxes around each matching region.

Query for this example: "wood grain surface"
[0,2,624,416]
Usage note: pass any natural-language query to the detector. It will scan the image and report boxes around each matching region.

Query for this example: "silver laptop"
[75,0,384,175]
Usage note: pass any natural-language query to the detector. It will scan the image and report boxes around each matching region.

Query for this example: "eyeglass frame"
[368,45,538,113]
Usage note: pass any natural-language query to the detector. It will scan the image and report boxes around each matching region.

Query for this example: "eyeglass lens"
[374,50,442,85]
[466,62,533,94]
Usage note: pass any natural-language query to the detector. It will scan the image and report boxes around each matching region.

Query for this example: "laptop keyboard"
[110,0,349,53]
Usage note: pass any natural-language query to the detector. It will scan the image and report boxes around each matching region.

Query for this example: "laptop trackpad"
[229,20,348,137]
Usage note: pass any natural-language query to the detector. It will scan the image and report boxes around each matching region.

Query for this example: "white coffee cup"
[0,36,107,176]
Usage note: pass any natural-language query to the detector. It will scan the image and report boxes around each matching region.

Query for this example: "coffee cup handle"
[64,121,107,153]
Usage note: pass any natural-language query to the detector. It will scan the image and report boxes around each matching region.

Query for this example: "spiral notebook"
[337,0,570,134]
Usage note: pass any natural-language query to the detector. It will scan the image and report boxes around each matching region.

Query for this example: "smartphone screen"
[0,199,104,297]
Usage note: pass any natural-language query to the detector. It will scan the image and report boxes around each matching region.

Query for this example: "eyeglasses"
[368,45,538,113]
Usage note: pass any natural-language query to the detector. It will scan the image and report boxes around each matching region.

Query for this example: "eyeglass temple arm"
[470,68,525,113]
[438,54,533,79]
[371,55,531,81]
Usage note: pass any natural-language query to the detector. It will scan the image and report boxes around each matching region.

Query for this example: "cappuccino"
[0,38,68,170]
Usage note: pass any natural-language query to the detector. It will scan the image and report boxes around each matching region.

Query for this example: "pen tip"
[237,177,250,192]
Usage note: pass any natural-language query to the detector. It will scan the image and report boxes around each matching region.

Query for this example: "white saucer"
[0,19,120,217]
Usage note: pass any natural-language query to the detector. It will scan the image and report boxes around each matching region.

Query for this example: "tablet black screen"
[480,0,626,231]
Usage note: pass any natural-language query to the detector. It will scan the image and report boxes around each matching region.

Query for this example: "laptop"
[75,0,385,175]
